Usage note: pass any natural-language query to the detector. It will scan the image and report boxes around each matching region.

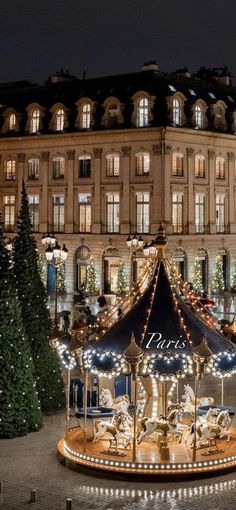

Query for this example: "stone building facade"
[1,63,236,294]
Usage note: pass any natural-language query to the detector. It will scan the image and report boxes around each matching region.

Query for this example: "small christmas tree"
[231,257,236,291]
[192,256,204,295]
[56,258,66,295]
[86,256,98,294]
[212,255,225,294]
[116,259,127,295]
[13,181,65,412]
[0,221,42,437]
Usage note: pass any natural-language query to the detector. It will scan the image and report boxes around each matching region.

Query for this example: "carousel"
[56,226,236,478]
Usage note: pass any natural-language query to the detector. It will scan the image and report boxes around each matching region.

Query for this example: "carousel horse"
[93,411,133,449]
[99,388,130,414]
[137,409,184,445]
[181,384,214,413]
[188,410,231,447]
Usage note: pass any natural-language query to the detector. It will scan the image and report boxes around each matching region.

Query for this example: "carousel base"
[58,427,236,479]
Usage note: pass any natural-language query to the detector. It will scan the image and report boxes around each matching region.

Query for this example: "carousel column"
[66,368,71,438]
[124,334,143,463]
[83,369,89,453]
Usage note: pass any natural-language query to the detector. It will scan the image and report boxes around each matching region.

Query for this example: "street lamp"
[126,235,144,285]
[41,234,69,326]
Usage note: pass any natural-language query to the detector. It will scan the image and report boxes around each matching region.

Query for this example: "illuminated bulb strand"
[82,349,128,378]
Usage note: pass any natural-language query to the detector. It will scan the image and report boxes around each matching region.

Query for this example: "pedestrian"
[97,294,107,309]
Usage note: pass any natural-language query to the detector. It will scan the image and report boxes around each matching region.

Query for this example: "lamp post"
[126,234,144,285]
[41,234,68,326]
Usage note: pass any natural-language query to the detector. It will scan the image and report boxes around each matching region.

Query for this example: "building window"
[79,156,91,178]
[28,159,39,180]
[172,192,183,233]
[4,195,15,231]
[5,160,16,181]
[172,152,183,176]
[216,156,225,179]
[53,195,64,232]
[81,103,91,129]
[52,157,65,179]
[106,193,120,233]
[216,194,225,233]
[55,109,64,131]
[135,152,150,175]
[9,113,16,131]
[136,192,150,233]
[106,154,120,176]
[78,193,91,232]
[30,109,40,133]
[137,97,148,127]
[194,105,203,128]
[28,195,39,231]
[195,155,205,178]
[195,193,205,233]
[172,98,181,125]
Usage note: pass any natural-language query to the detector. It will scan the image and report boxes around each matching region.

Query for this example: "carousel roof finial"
[193,335,213,359]
[124,333,143,379]
[154,222,168,259]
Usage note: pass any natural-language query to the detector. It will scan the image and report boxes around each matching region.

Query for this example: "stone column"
[66,150,75,233]
[40,151,50,233]
[17,153,25,209]
[120,146,131,234]
[227,152,236,233]
[151,144,162,234]
[186,147,195,234]
[208,149,216,234]
[92,148,102,233]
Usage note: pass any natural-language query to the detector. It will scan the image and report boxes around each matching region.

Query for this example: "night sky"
[1,0,236,84]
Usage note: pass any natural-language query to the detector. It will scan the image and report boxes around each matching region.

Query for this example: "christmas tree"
[192,256,204,295]
[56,258,66,295]
[0,221,42,437]
[212,255,225,294]
[13,181,65,412]
[231,257,236,291]
[37,253,46,286]
[116,259,127,295]
[86,256,98,294]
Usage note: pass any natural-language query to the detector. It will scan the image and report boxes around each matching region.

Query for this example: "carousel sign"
[146,332,186,350]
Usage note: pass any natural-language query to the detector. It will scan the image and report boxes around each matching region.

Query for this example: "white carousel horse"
[93,411,133,449]
[181,384,214,413]
[99,387,130,414]
[188,410,231,447]
[137,409,184,445]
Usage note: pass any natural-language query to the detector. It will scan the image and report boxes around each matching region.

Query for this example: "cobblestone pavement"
[1,374,236,510]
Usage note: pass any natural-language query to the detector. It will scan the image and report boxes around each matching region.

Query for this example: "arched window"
[9,113,16,131]
[106,154,120,176]
[172,152,183,176]
[81,103,91,129]
[55,109,64,131]
[172,98,181,125]
[30,109,40,133]
[194,105,203,128]
[195,155,205,178]
[216,156,225,179]
[135,152,150,175]
[5,159,16,181]
[137,97,149,127]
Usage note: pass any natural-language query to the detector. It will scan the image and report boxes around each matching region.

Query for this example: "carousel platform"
[58,426,236,479]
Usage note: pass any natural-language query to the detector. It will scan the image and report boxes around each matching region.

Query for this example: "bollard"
[66,498,72,510]
[0,481,3,493]
[30,490,36,503]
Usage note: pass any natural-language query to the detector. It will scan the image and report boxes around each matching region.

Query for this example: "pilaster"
[92,148,102,233]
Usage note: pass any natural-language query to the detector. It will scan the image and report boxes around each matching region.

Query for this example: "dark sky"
[1,0,236,84]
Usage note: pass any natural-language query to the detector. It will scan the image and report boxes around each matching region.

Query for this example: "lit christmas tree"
[231,257,236,291]
[116,259,127,295]
[0,221,42,437]
[56,258,66,295]
[13,181,65,412]
[192,256,204,295]
[37,253,46,286]
[86,256,98,294]
[212,255,225,294]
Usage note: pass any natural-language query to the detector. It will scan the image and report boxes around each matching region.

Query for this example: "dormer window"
[213,101,227,130]
[55,109,64,131]
[194,105,203,128]
[137,97,149,127]
[108,104,119,127]
[81,103,91,129]
[30,109,40,133]
[9,114,16,131]
[172,98,181,125]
